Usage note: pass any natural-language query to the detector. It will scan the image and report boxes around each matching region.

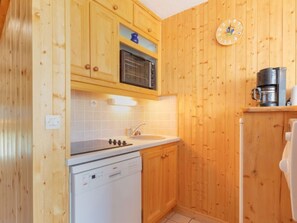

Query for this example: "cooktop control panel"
[108,139,128,146]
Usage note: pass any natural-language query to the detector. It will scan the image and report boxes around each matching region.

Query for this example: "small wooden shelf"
[243,106,297,113]
[71,78,158,100]
[119,36,158,59]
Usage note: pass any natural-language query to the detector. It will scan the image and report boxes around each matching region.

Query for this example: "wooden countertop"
[243,106,297,113]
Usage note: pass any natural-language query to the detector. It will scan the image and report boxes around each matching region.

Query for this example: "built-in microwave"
[120,49,156,90]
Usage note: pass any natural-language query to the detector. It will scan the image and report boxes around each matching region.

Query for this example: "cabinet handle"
[93,66,99,72]
[113,5,118,10]
[165,154,169,158]
[161,154,166,159]
[147,28,152,33]
[85,64,91,70]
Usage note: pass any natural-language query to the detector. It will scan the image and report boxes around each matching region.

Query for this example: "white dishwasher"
[70,151,142,223]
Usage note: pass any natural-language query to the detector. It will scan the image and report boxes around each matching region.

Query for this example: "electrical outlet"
[45,115,61,129]
[90,100,97,108]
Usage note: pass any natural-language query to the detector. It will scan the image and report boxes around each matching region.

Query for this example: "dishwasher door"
[71,153,142,223]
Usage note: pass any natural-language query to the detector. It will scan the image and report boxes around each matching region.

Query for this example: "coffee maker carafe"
[251,67,286,106]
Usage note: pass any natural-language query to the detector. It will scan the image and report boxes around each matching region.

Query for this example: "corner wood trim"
[0,0,10,37]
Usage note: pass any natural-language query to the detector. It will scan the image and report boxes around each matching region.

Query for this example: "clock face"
[216,18,244,45]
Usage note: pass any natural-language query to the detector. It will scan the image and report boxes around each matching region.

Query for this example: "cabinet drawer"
[134,4,160,40]
[94,0,133,23]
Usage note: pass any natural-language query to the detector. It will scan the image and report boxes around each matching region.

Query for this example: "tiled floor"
[159,212,203,223]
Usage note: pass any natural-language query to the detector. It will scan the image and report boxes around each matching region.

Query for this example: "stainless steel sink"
[131,135,166,140]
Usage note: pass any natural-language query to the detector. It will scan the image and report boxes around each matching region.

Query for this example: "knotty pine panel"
[32,0,70,222]
[0,0,33,222]
[0,0,70,222]
[161,0,297,222]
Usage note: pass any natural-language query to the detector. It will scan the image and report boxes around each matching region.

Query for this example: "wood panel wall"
[161,0,297,222]
[32,0,70,222]
[0,0,70,223]
[0,0,33,222]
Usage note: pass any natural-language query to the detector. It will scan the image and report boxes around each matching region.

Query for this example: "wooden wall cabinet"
[71,0,118,83]
[93,0,133,23]
[141,143,177,223]
[133,3,161,40]
[90,1,118,83]
[70,0,161,99]
[71,0,90,77]
[242,108,297,223]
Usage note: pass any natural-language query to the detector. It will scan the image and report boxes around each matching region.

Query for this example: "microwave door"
[120,49,154,89]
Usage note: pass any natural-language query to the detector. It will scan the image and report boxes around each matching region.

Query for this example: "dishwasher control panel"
[72,155,142,195]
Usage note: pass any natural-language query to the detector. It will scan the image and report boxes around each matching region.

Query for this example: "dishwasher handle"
[109,170,122,178]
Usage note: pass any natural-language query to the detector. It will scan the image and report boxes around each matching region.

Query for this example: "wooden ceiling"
[0,0,10,37]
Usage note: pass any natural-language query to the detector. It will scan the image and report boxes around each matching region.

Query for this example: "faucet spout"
[128,123,146,137]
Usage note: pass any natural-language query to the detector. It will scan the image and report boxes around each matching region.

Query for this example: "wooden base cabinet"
[141,143,177,223]
[242,108,297,223]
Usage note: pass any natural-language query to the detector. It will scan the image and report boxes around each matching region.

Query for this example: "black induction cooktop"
[71,139,132,156]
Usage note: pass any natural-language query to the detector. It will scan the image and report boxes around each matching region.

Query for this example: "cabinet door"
[162,144,177,211]
[71,0,90,77]
[243,113,291,222]
[93,0,133,23]
[134,4,160,40]
[90,2,118,83]
[142,148,163,223]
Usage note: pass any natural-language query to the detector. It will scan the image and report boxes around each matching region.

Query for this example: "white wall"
[71,90,177,142]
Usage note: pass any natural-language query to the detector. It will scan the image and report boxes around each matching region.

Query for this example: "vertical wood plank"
[257,0,270,70]
[171,15,178,94]
[196,4,205,212]
[225,0,236,221]
[206,0,217,217]
[283,0,296,94]
[161,18,169,94]
[245,0,257,107]
[269,0,283,68]
[186,7,198,209]
[215,0,227,219]
[202,1,209,215]
[176,10,187,206]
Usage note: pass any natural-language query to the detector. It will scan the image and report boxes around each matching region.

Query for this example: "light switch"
[45,115,61,129]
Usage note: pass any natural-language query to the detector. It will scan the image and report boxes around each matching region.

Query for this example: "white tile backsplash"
[71,91,178,142]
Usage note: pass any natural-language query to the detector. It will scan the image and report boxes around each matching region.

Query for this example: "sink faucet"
[127,123,146,137]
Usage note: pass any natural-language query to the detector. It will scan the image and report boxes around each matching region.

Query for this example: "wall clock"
[216,18,244,45]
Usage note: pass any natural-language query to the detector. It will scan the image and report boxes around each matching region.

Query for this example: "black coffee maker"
[251,67,286,106]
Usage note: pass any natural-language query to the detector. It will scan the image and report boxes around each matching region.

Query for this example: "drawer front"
[94,0,133,23]
[134,4,160,40]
